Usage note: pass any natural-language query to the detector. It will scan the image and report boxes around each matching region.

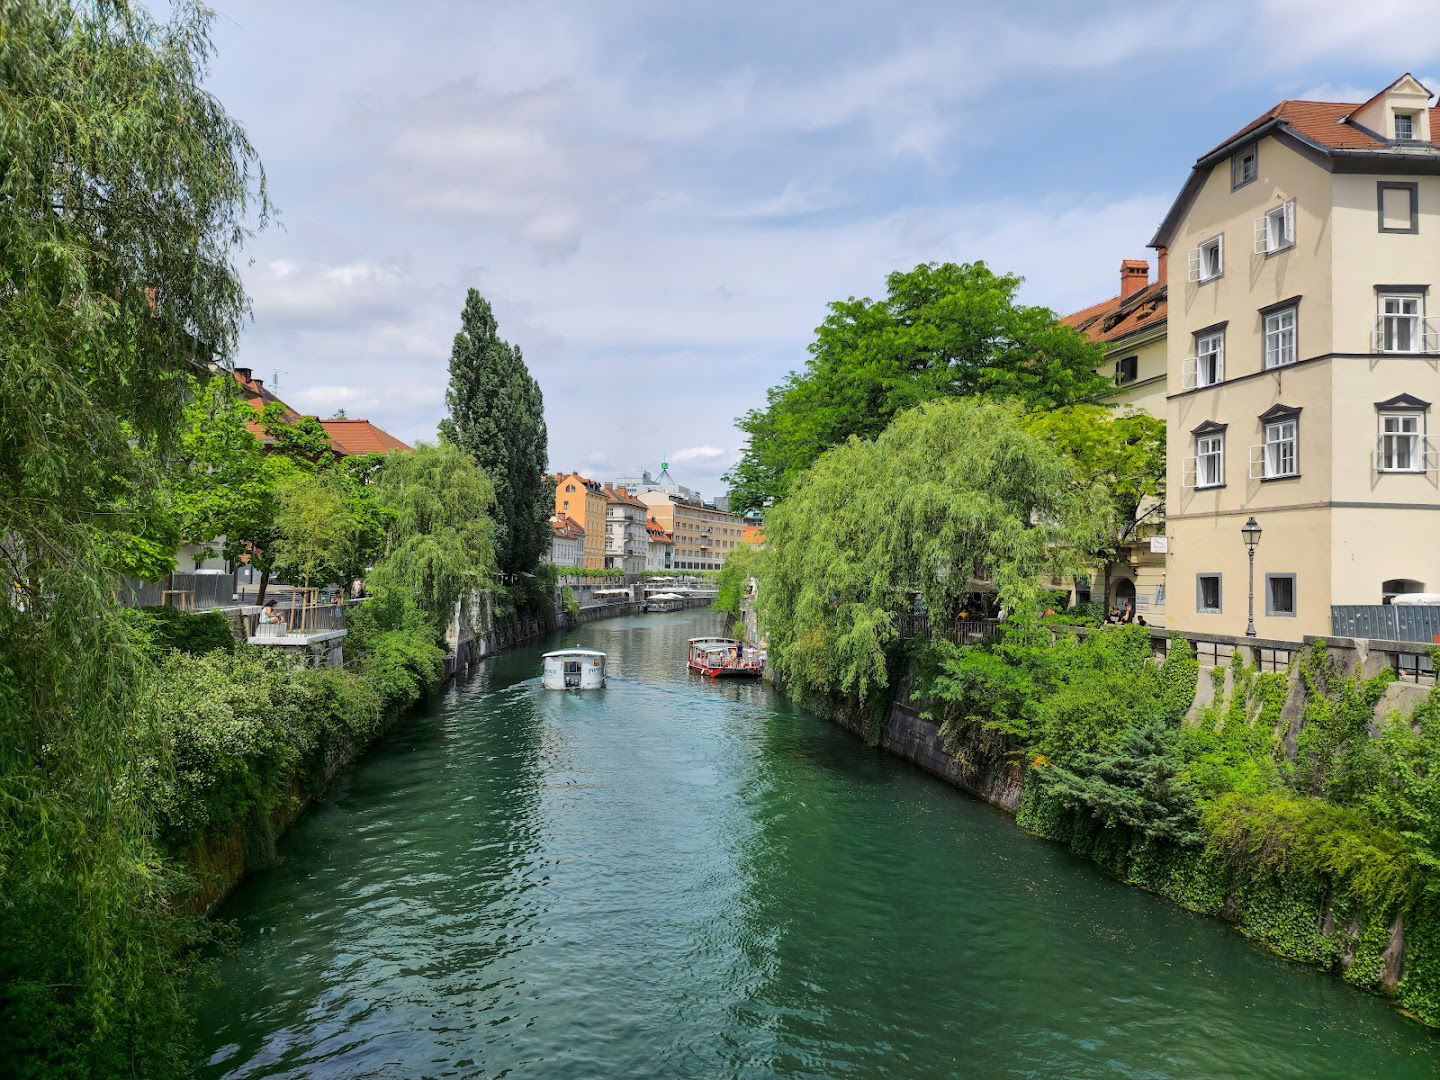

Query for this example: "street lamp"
[1241,516,1262,638]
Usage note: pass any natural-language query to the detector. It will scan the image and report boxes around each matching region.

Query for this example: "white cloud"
[670,445,727,463]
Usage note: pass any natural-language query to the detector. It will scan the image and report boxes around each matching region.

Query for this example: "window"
[1263,307,1296,368]
[1395,112,1416,141]
[1378,182,1419,233]
[1255,201,1295,254]
[1262,418,1298,478]
[1195,431,1225,488]
[1232,148,1257,189]
[1378,294,1423,352]
[565,484,575,492]
[1184,328,1225,389]
[1188,235,1224,283]
[1196,574,1222,613]
[1378,412,1424,472]
[1115,355,1138,385]
[1266,574,1297,617]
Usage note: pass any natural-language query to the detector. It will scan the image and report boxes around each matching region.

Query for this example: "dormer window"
[1395,111,1417,141]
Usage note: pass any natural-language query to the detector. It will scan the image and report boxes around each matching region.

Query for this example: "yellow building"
[1153,74,1440,638]
[554,472,607,569]
[637,491,745,571]
[1061,259,1170,623]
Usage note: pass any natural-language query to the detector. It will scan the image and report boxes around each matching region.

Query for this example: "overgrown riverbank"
[779,620,1440,1030]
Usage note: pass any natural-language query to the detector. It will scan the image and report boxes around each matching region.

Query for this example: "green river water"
[195,611,1440,1078]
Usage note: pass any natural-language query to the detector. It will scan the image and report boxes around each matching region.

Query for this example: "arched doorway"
[1114,578,1136,616]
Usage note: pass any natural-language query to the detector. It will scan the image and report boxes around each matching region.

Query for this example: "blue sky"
[205,0,1440,498]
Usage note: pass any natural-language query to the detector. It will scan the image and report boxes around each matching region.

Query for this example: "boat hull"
[688,661,763,679]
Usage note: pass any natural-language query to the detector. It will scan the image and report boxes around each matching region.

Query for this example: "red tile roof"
[1061,282,1167,345]
[551,513,585,539]
[645,517,673,543]
[229,367,409,457]
[1204,100,1440,160]
[603,483,647,508]
[318,419,411,456]
[741,524,765,546]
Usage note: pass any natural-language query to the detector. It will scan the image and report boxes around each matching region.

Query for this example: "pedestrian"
[1106,607,1121,624]
[351,576,365,600]
[1136,615,1148,627]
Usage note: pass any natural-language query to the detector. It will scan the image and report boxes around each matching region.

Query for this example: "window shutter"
[1187,248,1201,283]
[1216,234,1224,274]
[1374,434,1386,472]
[1284,200,1295,243]
[1373,316,1385,353]
[1181,355,1198,391]
[1182,456,1198,489]
[1254,216,1268,254]
[1249,444,1265,479]
[1427,437,1440,473]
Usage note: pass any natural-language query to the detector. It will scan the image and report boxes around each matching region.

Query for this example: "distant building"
[553,473,607,569]
[547,514,586,568]
[637,490,744,572]
[614,462,702,503]
[602,485,649,575]
[741,524,765,549]
[645,517,675,571]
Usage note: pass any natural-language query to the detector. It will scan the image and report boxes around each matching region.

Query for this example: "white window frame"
[1376,411,1426,473]
[1190,329,1224,389]
[1232,148,1258,189]
[1188,235,1224,283]
[1189,432,1225,489]
[1395,111,1417,141]
[1254,201,1295,255]
[1263,306,1297,369]
[1250,417,1298,479]
[1375,294,1433,354]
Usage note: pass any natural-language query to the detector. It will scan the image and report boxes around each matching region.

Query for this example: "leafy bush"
[128,605,236,655]
[140,649,382,852]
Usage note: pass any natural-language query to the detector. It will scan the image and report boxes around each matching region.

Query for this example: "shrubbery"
[127,605,236,655]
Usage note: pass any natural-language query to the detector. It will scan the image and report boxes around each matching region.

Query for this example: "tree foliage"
[756,398,1111,704]
[368,442,496,633]
[0,1,268,1071]
[725,262,1112,511]
[438,289,550,582]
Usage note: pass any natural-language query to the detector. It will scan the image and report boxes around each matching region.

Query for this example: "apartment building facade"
[554,473,607,569]
[646,517,675,571]
[637,491,745,571]
[547,514,585,568]
[1154,74,1440,638]
[603,485,649,575]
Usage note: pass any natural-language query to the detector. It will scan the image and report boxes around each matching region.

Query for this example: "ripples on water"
[195,612,1440,1078]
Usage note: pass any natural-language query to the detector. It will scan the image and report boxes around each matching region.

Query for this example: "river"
[194,610,1440,1078]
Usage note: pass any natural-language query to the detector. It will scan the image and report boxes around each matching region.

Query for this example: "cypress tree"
[439,289,551,581]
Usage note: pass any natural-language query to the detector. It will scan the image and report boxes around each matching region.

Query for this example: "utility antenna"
[270,368,288,389]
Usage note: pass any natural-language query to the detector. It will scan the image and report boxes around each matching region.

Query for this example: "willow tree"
[756,399,1110,705]
[368,441,496,633]
[0,2,268,1071]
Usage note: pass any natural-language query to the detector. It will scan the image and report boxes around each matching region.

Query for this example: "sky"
[203,0,1440,499]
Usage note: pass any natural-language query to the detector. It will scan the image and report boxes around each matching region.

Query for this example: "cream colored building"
[554,473,607,570]
[637,491,744,571]
[603,485,649,575]
[1062,259,1172,622]
[1154,75,1440,639]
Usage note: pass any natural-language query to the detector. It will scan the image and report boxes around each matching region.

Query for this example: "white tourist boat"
[542,647,607,689]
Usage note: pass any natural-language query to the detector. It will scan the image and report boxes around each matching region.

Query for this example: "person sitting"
[1136,615,1148,627]
[1105,607,1122,624]
[257,600,286,635]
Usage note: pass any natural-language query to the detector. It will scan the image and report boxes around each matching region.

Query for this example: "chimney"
[1156,247,1168,286]
[235,367,252,382]
[252,378,263,391]
[1120,259,1149,300]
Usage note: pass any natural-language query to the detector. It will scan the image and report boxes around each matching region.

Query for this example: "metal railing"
[1332,604,1440,644]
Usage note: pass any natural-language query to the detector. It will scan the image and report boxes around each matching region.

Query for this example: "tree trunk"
[256,566,270,607]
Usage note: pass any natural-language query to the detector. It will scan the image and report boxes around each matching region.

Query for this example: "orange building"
[553,472,607,569]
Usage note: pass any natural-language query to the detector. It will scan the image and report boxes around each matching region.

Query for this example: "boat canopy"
[542,647,608,659]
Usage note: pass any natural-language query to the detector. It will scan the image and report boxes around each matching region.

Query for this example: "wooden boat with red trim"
[688,637,764,678]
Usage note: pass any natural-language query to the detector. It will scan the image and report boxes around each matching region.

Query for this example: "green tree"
[725,262,1112,511]
[368,442,496,631]
[1019,405,1166,597]
[714,544,765,619]
[269,470,361,594]
[756,398,1110,704]
[0,1,268,1070]
[438,289,551,585]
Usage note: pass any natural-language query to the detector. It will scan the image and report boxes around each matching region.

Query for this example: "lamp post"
[1241,515,1262,638]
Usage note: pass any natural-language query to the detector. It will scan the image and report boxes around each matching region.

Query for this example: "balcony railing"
[1373,315,1440,354]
